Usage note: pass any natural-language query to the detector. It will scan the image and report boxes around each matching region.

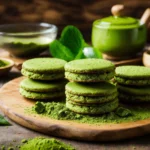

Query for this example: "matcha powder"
[0,60,7,67]
[25,101,150,124]
[20,137,75,150]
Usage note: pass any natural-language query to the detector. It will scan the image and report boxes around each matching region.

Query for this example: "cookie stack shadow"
[65,59,119,115]
[19,58,67,101]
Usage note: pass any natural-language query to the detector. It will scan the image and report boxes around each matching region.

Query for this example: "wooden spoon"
[111,4,150,26]
[140,8,150,26]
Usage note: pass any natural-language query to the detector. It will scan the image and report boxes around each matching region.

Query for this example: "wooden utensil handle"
[111,4,124,17]
[140,8,150,26]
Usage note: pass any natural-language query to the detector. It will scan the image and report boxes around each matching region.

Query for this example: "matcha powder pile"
[20,137,75,150]
[25,101,150,124]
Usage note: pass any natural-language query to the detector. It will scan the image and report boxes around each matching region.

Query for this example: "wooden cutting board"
[1,77,150,142]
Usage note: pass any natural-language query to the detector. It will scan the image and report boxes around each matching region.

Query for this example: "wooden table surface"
[1,59,150,150]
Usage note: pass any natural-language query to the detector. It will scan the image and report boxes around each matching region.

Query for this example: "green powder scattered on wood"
[21,139,28,143]
[0,137,75,150]
[1,145,5,150]
[19,137,75,150]
[7,147,14,150]
[115,107,132,117]
[25,101,150,124]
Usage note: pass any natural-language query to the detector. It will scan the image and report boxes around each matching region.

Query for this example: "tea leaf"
[83,47,102,58]
[59,25,85,56]
[50,40,74,61]
[49,25,103,61]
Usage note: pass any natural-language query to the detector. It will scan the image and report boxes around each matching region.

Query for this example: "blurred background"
[0,0,150,42]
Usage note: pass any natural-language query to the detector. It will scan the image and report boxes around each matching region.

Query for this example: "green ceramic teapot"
[92,4,150,60]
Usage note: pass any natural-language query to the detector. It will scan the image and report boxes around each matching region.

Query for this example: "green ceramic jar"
[92,5,147,60]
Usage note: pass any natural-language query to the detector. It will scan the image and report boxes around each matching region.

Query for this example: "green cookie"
[119,93,150,103]
[21,58,67,80]
[66,99,118,115]
[20,78,66,92]
[118,84,150,103]
[66,91,118,104]
[65,58,115,73]
[20,88,65,100]
[115,66,150,85]
[22,58,67,73]
[118,84,150,96]
[65,58,115,82]
[65,71,114,82]
[66,82,117,96]
[21,69,64,80]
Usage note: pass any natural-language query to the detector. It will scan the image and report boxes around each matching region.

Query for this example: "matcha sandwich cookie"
[66,82,117,96]
[115,66,150,86]
[65,58,115,82]
[20,78,66,100]
[118,84,150,103]
[66,98,118,115]
[21,58,67,80]
[20,88,65,100]
[65,82,118,114]
[66,91,118,104]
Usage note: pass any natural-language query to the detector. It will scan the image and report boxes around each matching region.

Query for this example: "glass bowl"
[0,23,57,57]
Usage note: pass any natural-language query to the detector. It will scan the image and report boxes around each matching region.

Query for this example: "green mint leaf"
[59,25,85,56]
[83,47,103,58]
[0,114,11,126]
[75,49,86,60]
[84,42,90,47]
[49,40,74,61]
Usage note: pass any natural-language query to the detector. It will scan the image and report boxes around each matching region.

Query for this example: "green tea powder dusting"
[20,137,75,150]
[25,101,150,124]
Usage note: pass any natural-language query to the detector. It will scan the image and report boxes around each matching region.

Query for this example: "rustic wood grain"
[1,77,150,141]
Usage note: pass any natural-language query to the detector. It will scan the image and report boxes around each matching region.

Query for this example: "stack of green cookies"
[20,58,67,101]
[115,66,150,103]
[65,58,118,115]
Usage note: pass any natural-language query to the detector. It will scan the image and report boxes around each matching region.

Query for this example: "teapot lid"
[93,4,140,29]
[93,16,140,29]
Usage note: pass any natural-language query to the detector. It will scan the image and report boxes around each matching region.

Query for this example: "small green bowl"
[0,23,57,57]
[0,58,14,76]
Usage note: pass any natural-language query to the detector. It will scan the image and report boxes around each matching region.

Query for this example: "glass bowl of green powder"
[0,58,14,76]
[0,23,57,57]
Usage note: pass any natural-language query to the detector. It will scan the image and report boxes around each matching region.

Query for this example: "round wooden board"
[1,77,150,141]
